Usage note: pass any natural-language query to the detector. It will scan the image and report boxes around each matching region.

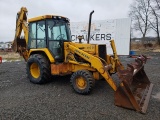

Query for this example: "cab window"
[28,20,46,49]
[37,21,46,48]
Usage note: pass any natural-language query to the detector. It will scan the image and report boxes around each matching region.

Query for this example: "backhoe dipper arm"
[66,43,117,91]
[12,7,29,61]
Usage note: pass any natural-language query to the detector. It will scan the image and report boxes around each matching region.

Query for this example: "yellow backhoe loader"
[12,7,153,113]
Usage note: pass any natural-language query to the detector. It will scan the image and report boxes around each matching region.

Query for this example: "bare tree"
[149,0,160,45]
[129,0,151,45]
[155,0,160,10]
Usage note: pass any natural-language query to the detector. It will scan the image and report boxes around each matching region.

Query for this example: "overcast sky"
[0,0,133,42]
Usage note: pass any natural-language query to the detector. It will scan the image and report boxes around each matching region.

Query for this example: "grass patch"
[3,57,24,61]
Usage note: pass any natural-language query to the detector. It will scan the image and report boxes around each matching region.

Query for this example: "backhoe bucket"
[115,55,153,113]
[12,38,26,52]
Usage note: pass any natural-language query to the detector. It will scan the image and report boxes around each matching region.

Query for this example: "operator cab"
[28,15,71,62]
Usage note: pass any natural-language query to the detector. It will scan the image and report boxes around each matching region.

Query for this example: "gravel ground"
[0,52,160,120]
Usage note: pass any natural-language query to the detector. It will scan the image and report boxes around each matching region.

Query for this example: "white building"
[0,42,12,50]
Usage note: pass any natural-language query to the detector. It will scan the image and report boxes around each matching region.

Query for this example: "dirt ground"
[0,52,160,120]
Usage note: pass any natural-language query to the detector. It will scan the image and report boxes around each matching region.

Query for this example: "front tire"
[26,54,51,84]
[70,70,95,94]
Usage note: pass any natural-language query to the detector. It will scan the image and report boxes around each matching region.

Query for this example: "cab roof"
[28,15,70,22]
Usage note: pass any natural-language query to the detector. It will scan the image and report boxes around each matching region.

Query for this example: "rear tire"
[70,70,95,94]
[26,54,51,84]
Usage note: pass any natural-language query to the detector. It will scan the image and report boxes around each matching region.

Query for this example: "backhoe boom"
[12,7,29,61]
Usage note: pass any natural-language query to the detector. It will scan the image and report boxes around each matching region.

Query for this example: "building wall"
[70,18,131,55]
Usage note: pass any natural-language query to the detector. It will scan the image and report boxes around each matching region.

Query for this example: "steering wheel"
[56,34,65,40]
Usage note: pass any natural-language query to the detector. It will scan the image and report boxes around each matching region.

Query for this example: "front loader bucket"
[115,55,153,113]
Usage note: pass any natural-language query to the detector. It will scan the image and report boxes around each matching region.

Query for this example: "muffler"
[115,55,153,113]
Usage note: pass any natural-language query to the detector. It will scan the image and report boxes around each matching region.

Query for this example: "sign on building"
[70,18,131,55]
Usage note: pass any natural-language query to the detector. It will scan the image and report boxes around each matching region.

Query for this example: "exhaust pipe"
[87,10,94,44]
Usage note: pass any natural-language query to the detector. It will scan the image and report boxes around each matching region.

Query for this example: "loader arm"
[12,7,29,61]
[105,40,124,74]
[66,42,117,91]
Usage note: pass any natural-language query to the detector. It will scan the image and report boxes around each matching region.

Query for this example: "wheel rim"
[30,63,40,78]
[76,77,87,89]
